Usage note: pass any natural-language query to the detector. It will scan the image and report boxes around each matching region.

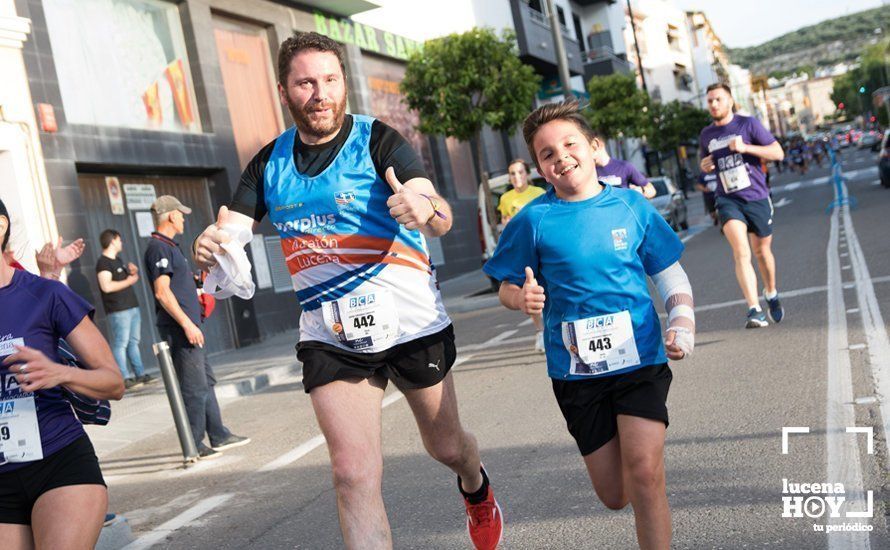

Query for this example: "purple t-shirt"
[597,158,648,189]
[0,269,92,471]
[699,115,776,201]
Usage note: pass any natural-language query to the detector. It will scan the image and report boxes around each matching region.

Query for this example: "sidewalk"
[85,330,302,457]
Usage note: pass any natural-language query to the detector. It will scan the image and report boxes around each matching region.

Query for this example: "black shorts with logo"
[715,194,774,237]
[551,364,672,456]
[297,324,457,393]
[0,435,105,525]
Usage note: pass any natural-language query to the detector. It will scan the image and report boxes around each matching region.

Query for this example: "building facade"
[11,0,486,357]
[0,0,57,275]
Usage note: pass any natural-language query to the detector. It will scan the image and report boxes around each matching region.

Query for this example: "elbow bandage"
[203,224,256,300]
[651,262,695,357]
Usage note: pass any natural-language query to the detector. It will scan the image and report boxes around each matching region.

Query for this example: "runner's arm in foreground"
[650,261,695,360]
[3,317,124,400]
[701,136,784,173]
[384,167,452,237]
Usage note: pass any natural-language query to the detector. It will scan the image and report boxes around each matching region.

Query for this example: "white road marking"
[848,344,867,351]
[773,197,792,208]
[122,494,235,550]
[842,196,890,459]
[847,308,860,314]
[825,191,870,547]
[518,318,534,327]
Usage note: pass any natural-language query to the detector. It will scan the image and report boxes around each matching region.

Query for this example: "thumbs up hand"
[194,206,233,271]
[520,266,546,315]
[385,167,435,230]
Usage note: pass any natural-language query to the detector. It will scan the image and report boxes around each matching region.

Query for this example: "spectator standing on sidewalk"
[144,196,249,459]
[96,229,151,389]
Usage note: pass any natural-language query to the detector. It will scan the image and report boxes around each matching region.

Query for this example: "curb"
[213,362,303,399]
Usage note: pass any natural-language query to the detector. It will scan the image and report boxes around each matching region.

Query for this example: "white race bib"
[0,395,43,464]
[600,175,622,187]
[715,151,752,194]
[322,289,400,351]
[562,310,641,376]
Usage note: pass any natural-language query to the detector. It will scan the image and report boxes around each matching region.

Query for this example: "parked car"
[856,130,881,151]
[879,130,890,188]
[648,176,688,231]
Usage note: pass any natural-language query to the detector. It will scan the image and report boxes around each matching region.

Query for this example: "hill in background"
[727,6,890,78]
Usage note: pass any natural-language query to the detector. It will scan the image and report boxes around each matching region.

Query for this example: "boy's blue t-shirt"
[483,184,684,380]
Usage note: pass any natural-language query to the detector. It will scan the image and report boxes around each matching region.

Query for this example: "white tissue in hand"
[204,224,256,300]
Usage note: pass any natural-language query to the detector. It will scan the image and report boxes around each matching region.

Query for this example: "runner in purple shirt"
[592,137,656,198]
[698,83,785,329]
[0,198,124,548]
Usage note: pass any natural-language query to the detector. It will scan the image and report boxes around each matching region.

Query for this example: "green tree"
[401,28,539,238]
[647,101,711,153]
[401,28,540,179]
[830,38,890,125]
[585,72,652,140]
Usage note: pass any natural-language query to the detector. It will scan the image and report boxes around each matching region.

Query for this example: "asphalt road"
[104,147,890,549]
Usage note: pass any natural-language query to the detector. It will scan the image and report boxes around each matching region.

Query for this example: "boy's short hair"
[99,229,120,250]
[522,100,599,169]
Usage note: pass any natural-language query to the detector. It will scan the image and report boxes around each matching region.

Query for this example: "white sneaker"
[534,331,545,353]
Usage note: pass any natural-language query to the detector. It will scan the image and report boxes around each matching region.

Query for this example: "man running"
[699,83,785,328]
[193,32,502,550]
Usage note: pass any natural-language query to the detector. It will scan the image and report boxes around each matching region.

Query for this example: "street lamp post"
[544,0,575,99]
[626,0,648,94]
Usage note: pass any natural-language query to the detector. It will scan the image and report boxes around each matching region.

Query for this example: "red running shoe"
[463,483,503,550]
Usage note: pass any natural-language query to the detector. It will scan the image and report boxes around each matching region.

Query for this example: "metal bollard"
[152,341,199,463]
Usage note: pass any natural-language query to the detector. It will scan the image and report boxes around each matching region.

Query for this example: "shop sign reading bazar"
[313,12,422,61]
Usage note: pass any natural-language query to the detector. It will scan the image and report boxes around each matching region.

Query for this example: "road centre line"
[123,494,235,550]
[825,203,871,547]
[841,193,890,459]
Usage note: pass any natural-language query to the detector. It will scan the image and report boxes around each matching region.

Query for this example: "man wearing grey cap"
[144,195,249,459]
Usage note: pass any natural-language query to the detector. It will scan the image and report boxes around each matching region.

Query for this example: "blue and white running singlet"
[264,115,450,352]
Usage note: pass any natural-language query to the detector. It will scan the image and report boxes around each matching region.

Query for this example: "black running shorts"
[297,324,457,393]
[551,364,672,456]
[715,194,774,237]
[0,436,106,525]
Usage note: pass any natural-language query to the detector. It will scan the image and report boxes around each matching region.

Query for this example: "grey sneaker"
[197,445,222,460]
[745,307,769,329]
[211,434,251,452]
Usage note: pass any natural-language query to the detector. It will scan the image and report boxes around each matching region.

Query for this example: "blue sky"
[675,0,888,48]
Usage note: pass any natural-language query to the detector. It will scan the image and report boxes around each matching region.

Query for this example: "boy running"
[483,100,695,550]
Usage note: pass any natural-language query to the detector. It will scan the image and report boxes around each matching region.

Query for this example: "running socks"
[459,467,490,504]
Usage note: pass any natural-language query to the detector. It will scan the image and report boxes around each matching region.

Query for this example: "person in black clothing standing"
[96,229,151,389]
[144,195,249,459]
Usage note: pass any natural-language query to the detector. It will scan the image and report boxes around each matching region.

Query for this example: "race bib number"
[562,310,640,376]
[708,136,752,194]
[716,153,752,194]
[600,175,622,187]
[0,395,43,464]
[322,289,400,351]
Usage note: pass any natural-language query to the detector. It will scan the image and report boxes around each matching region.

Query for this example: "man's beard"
[288,93,347,140]
[711,106,731,121]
